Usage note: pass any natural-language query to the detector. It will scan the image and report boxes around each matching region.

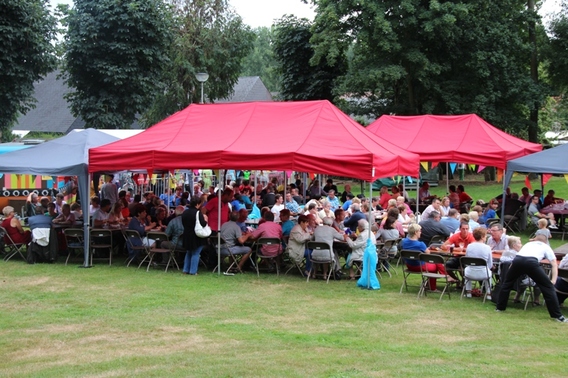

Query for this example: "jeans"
[183,245,204,274]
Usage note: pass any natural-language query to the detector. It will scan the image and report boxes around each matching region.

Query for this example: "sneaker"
[554,316,568,323]
[495,309,503,312]
[486,295,492,301]
[466,293,472,298]
[549,224,559,230]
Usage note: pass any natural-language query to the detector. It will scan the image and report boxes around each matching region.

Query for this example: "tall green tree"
[0,0,57,140]
[64,0,173,129]
[272,15,345,101]
[310,0,546,137]
[142,0,254,127]
[240,27,280,93]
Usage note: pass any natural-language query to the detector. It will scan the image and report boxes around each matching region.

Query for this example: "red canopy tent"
[366,114,541,170]
[89,100,419,181]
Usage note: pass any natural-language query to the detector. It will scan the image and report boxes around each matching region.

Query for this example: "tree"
[240,27,280,93]
[64,0,173,129]
[272,15,345,101]
[141,0,254,127]
[0,0,57,141]
[310,0,546,137]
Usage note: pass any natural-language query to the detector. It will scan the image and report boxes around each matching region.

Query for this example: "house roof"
[13,73,270,134]
[216,76,272,103]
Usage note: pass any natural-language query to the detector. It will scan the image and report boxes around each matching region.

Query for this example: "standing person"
[341,184,353,204]
[181,197,208,275]
[202,188,233,232]
[99,174,118,206]
[496,235,567,322]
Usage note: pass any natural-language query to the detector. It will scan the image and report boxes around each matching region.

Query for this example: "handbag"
[194,211,211,238]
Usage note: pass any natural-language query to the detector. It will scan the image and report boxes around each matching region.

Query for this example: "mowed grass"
[1,259,567,377]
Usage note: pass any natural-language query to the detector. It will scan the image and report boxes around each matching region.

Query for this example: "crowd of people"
[3,173,568,323]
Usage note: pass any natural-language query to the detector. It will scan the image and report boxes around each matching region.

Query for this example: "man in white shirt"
[496,235,566,322]
[92,199,111,228]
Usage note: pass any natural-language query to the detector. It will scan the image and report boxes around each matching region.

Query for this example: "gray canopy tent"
[0,129,119,266]
[502,143,568,223]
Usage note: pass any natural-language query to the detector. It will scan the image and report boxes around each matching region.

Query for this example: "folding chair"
[0,226,27,262]
[428,235,446,247]
[399,250,423,294]
[306,241,336,283]
[555,268,568,299]
[377,239,398,277]
[210,236,247,275]
[502,199,526,233]
[254,237,283,277]
[123,229,150,267]
[145,231,180,272]
[418,253,456,300]
[460,256,492,303]
[63,228,85,266]
[90,229,113,266]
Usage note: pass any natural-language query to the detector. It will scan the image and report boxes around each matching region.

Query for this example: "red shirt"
[379,193,393,209]
[203,196,230,231]
[447,232,475,248]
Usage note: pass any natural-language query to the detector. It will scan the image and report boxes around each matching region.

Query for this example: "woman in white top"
[439,197,450,217]
[318,200,335,221]
[464,227,493,298]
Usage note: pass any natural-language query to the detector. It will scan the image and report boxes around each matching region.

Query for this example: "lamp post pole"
[194,72,209,104]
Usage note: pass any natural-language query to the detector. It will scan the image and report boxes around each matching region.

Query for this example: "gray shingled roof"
[216,76,273,103]
[13,73,271,133]
[13,70,78,133]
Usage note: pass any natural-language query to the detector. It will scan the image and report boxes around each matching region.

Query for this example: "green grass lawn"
[1,258,567,377]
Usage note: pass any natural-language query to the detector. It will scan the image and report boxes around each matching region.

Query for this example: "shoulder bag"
[194,210,211,238]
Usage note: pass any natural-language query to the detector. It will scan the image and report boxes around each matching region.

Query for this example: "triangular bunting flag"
[512,172,519,177]
[543,174,553,186]
[496,168,503,183]
[420,162,429,172]
[431,162,439,169]
[525,175,532,190]
[564,174,568,184]
[449,163,457,174]
[468,164,476,171]
[477,165,486,173]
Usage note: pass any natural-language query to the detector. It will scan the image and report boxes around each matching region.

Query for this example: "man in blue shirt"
[342,193,355,211]
[285,192,300,215]
[343,203,366,232]
[327,190,340,212]
[440,209,460,234]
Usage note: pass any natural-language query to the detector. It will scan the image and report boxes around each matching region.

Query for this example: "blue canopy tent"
[0,129,119,266]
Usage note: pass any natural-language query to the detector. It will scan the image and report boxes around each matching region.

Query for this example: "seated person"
[528,195,557,229]
[285,192,301,215]
[280,209,294,237]
[318,199,335,221]
[479,199,499,225]
[45,202,58,219]
[286,214,313,275]
[342,193,355,211]
[52,203,76,226]
[25,193,42,217]
[304,202,323,226]
[396,196,413,215]
[544,189,564,207]
[236,208,249,233]
[270,194,285,221]
[518,187,532,206]
[332,208,346,233]
[397,205,413,230]
[401,223,451,291]
[127,204,157,262]
[220,211,253,271]
[441,222,475,252]
[422,198,442,220]
[377,215,400,256]
[419,182,436,203]
[378,186,393,209]
[418,211,450,245]
[1,206,31,245]
[487,223,508,251]
[313,217,347,278]
[250,211,283,258]
[440,209,460,235]
[346,219,374,280]
[92,199,112,228]
[463,228,493,298]
[448,185,460,209]
[163,206,186,251]
[90,196,101,215]
[467,211,481,231]
[70,202,83,221]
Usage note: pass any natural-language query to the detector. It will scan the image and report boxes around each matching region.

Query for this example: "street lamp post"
[195,72,209,104]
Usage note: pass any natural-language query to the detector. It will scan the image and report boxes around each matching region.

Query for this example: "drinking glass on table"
[459,242,464,250]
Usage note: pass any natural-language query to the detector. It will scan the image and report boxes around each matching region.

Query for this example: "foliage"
[141,0,254,127]
[545,1,568,93]
[310,0,547,136]
[0,0,57,141]
[63,0,173,129]
[240,26,280,93]
[272,15,346,101]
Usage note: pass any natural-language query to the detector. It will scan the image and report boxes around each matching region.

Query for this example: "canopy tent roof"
[366,114,541,170]
[89,100,420,181]
[504,143,568,188]
[0,128,119,176]
[0,129,120,267]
